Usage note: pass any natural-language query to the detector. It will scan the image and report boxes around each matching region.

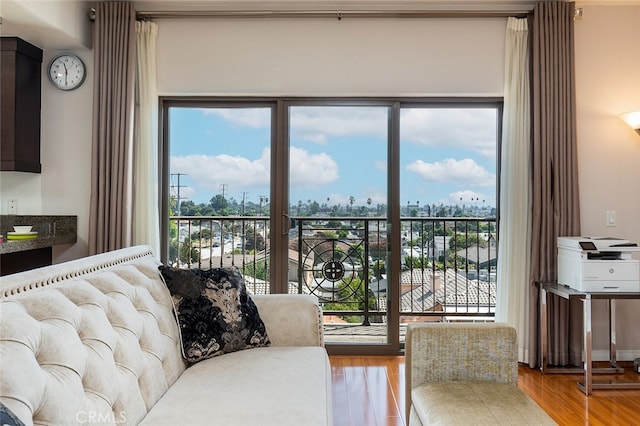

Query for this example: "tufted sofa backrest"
[0,246,186,426]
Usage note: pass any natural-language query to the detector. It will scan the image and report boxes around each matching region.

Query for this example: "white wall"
[574,5,640,360]
[156,17,506,96]
[0,0,93,262]
[0,47,93,262]
[0,0,92,50]
[40,48,93,262]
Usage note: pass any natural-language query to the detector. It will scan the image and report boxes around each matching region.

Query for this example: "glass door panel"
[287,105,390,345]
[398,107,499,340]
[167,105,273,293]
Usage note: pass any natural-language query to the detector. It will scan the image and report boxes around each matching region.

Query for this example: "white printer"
[557,237,640,292]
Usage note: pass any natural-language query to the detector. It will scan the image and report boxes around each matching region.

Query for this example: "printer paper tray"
[571,281,640,293]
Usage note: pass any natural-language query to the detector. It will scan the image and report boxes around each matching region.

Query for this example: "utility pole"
[259,195,268,215]
[241,191,249,216]
[219,184,228,215]
[241,191,249,253]
[170,173,188,215]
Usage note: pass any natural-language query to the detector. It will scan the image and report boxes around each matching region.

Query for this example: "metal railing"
[168,215,497,323]
[169,215,271,294]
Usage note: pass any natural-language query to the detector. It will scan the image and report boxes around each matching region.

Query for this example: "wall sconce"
[619,111,640,135]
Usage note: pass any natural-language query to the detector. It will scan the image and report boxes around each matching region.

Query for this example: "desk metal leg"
[585,295,593,394]
[607,300,624,373]
[540,286,548,373]
[578,296,640,393]
[540,286,584,374]
[610,299,616,365]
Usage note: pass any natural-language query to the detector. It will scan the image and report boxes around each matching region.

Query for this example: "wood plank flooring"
[329,356,640,426]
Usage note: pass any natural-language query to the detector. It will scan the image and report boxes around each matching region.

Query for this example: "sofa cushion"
[411,382,556,425]
[159,266,270,362]
[0,249,186,426]
[140,346,332,426]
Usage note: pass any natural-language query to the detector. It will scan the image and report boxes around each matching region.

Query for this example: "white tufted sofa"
[0,245,332,426]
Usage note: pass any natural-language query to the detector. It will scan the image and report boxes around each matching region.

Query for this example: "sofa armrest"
[252,294,324,347]
[405,322,518,423]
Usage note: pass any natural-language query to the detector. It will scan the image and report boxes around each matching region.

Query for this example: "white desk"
[540,282,640,395]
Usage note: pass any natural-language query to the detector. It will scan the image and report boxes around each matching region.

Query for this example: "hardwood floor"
[329,356,640,426]
[330,355,406,426]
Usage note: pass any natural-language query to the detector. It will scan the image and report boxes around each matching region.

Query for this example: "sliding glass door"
[162,98,501,353]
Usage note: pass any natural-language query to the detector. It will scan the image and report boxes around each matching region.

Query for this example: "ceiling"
[133,0,540,12]
[1,0,639,50]
[0,1,92,50]
[132,0,640,12]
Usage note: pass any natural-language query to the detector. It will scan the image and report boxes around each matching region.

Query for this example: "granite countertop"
[0,215,77,255]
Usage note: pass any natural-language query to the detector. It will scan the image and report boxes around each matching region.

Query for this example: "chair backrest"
[405,322,518,421]
[0,246,186,425]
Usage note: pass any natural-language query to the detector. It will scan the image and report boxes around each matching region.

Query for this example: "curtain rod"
[132,9,530,20]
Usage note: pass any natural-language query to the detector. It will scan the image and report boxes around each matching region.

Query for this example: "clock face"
[48,54,86,91]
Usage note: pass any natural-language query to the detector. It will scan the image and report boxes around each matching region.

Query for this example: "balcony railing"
[169,215,271,294]
[169,215,497,328]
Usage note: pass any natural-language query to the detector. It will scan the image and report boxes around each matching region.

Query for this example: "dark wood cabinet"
[0,247,52,276]
[0,37,43,173]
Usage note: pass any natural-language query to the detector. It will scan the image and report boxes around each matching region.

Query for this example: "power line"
[170,173,188,215]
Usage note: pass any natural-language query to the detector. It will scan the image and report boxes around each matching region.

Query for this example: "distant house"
[376,268,495,319]
[242,275,300,295]
[202,247,314,292]
[455,244,497,272]
[430,236,452,259]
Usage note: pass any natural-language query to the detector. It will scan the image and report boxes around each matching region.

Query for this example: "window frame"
[159,96,503,355]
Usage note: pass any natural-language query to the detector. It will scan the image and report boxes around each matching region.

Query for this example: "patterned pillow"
[0,402,25,426]
[158,265,270,363]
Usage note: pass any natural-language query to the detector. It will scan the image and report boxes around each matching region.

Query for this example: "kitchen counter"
[0,215,77,255]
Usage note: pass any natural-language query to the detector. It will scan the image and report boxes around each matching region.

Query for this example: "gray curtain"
[89,1,136,254]
[529,1,582,367]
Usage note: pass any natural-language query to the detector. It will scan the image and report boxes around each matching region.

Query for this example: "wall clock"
[47,53,86,91]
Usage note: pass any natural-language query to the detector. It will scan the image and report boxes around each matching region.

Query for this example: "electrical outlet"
[606,210,616,227]
[9,199,18,214]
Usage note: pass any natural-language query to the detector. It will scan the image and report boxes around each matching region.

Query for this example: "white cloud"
[170,149,271,193]
[170,185,196,200]
[406,158,494,187]
[401,108,497,158]
[171,147,340,198]
[200,106,388,145]
[290,106,387,144]
[447,190,494,206]
[201,106,496,159]
[374,160,387,171]
[289,147,339,188]
[363,191,387,206]
[201,108,270,129]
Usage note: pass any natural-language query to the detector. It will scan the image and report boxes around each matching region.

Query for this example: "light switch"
[606,210,616,227]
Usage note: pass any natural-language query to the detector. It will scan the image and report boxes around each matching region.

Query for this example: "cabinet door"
[0,248,52,276]
[0,37,42,173]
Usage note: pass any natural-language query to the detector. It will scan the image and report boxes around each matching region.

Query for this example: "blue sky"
[169,106,497,210]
